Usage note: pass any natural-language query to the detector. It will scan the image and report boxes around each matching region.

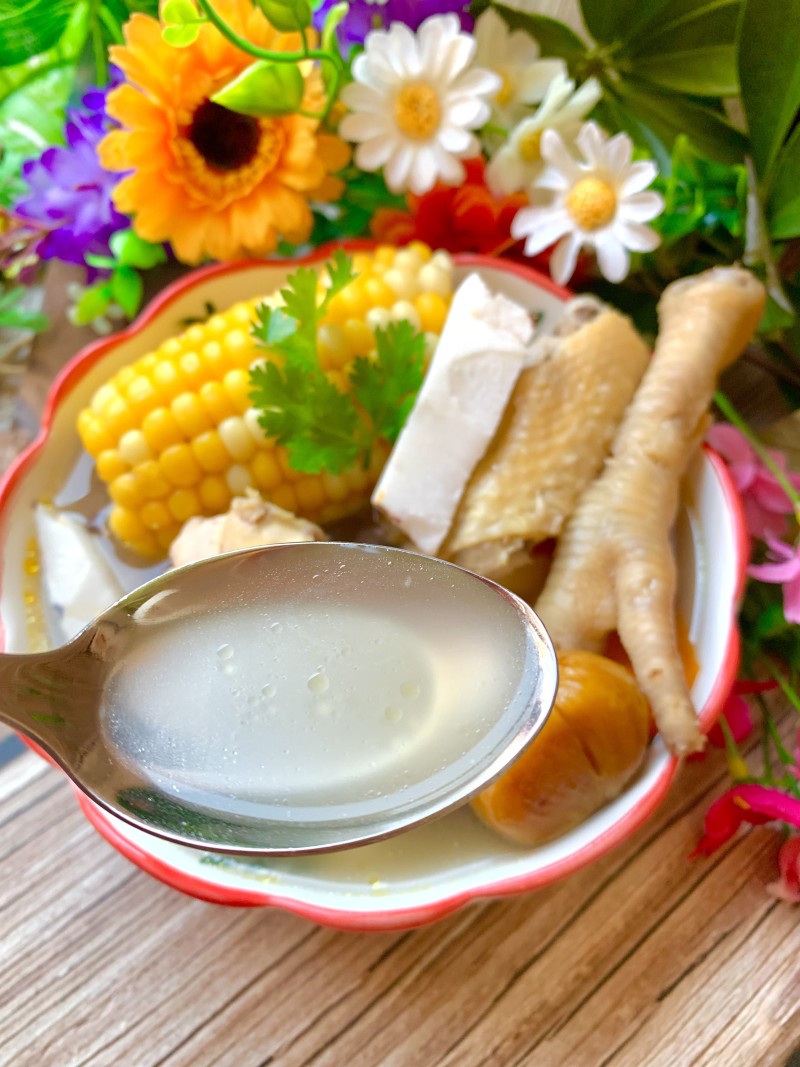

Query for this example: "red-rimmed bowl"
[0,247,747,931]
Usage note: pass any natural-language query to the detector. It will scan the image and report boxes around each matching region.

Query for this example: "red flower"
[707,691,754,748]
[693,783,800,857]
[768,834,800,903]
[372,157,537,261]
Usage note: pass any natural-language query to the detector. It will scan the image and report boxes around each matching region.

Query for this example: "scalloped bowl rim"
[0,245,748,931]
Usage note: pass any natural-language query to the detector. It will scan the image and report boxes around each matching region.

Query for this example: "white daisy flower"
[486,73,602,197]
[474,7,567,127]
[511,122,665,285]
[338,15,501,196]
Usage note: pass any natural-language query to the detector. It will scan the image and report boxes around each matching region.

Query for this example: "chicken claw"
[535,267,766,756]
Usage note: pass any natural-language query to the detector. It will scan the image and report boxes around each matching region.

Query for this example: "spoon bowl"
[0,542,557,854]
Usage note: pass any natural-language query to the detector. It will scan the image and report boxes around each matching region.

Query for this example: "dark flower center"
[189,100,260,172]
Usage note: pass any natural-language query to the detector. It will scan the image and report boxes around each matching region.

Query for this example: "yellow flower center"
[564,177,617,230]
[394,83,441,140]
[494,71,515,107]
[518,128,542,163]
[178,99,285,206]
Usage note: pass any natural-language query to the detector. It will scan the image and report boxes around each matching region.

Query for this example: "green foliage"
[211,59,304,117]
[310,169,406,246]
[0,286,48,331]
[254,0,312,33]
[74,229,166,325]
[249,253,426,475]
[160,0,204,47]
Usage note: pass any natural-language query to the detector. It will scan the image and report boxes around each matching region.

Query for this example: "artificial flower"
[511,121,664,285]
[707,690,755,749]
[98,0,349,264]
[371,156,530,257]
[14,76,129,270]
[473,7,566,128]
[748,534,800,624]
[314,0,472,53]
[486,73,602,197]
[706,422,800,541]
[338,15,500,196]
[768,834,800,903]
[694,783,800,857]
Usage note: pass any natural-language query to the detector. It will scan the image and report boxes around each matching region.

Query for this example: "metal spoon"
[1,542,557,855]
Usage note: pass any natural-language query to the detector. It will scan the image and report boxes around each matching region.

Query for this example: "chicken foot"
[535,267,766,755]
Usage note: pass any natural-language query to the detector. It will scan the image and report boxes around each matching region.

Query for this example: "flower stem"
[714,389,800,515]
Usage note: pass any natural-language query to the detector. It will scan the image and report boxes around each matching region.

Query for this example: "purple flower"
[13,72,129,270]
[315,0,473,53]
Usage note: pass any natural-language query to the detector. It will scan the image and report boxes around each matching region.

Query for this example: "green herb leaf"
[349,321,426,445]
[248,253,426,475]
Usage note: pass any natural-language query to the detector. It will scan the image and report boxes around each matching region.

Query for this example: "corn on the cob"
[77,243,454,558]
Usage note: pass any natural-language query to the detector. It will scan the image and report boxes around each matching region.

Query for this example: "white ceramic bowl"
[0,247,747,930]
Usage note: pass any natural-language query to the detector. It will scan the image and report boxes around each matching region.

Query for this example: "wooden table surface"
[1,283,799,1067]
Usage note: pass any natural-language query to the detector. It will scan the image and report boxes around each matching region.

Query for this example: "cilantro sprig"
[248,251,426,475]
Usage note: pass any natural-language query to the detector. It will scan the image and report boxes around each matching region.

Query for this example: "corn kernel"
[178,351,204,391]
[394,248,423,274]
[271,484,298,513]
[159,338,183,359]
[160,443,201,488]
[418,262,451,297]
[156,527,179,553]
[223,368,251,412]
[126,375,156,413]
[343,318,374,357]
[191,430,230,473]
[364,277,395,309]
[118,430,152,467]
[109,505,149,544]
[96,449,129,483]
[384,268,418,301]
[201,340,227,380]
[135,460,172,499]
[321,471,350,502]
[277,448,301,482]
[250,450,282,491]
[109,472,143,509]
[219,416,256,462]
[226,464,254,495]
[167,487,202,523]
[366,307,392,332]
[414,291,449,334]
[102,395,137,442]
[199,475,231,513]
[115,366,137,390]
[223,328,253,368]
[183,324,207,348]
[408,241,433,261]
[198,381,235,423]
[295,476,326,512]
[140,500,173,531]
[391,299,422,331]
[142,407,185,453]
[90,384,120,416]
[375,245,396,266]
[172,392,212,438]
[151,360,183,401]
[244,407,268,444]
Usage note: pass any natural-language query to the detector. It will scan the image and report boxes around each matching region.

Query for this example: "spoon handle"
[0,636,94,765]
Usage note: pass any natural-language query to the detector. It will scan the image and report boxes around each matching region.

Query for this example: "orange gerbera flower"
[99,0,349,263]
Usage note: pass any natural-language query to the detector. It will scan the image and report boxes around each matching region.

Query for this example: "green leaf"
[254,0,312,33]
[110,266,143,318]
[0,0,77,66]
[615,80,747,164]
[73,285,111,325]
[629,45,738,96]
[109,229,167,269]
[349,321,426,444]
[481,3,586,64]
[320,1,347,55]
[211,60,304,118]
[580,0,669,45]
[738,0,800,182]
[161,0,199,22]
[252,305,298,346]
[162,22,200,46]
[628,0,740,57]
[0,289,48,331]
[767,124,800,239]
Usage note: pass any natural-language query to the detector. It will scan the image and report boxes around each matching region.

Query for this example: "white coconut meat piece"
[34,504,125,641]
[372,272,534,554]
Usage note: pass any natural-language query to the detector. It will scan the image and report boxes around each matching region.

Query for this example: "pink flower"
[693,783,800,857]
[748,534,800,624]
[767,835,800,903]
[706,423,800,541]
[707,690,754,748]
